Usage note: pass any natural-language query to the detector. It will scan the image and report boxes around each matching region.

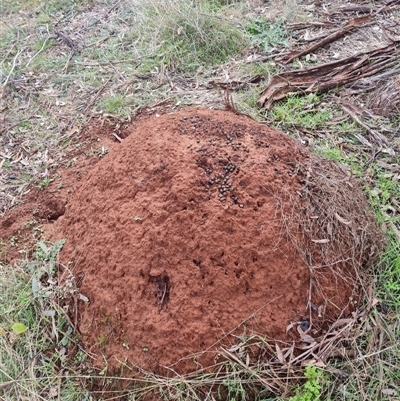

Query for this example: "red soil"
[50,108,353,374]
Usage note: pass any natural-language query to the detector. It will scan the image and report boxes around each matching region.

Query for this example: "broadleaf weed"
[288,365,325,401]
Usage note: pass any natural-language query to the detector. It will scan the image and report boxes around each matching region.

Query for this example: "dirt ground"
[1,107,366,375]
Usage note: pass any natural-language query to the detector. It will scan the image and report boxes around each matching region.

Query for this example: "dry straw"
[276,155,386,363]
[368,74,400,118]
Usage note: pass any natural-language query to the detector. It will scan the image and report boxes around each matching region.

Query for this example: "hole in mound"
[34,198,66,221]
[51,108,384,376]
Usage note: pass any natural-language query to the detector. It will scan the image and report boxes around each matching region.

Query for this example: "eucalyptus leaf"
[12,322,28,334]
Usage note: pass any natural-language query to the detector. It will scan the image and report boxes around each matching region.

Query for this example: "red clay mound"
[55,108,361,374]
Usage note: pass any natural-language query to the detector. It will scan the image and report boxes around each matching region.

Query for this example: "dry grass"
[283,156,386,298]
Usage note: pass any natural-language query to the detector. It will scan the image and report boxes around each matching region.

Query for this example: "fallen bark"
[258,42,400,109]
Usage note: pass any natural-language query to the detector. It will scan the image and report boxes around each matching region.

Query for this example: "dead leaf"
[335,213,352,225]
[227,344,242,353]
[318,304,325,318]
[297,325,316,344]
[47,386,58,398]
[79,293,89,303]
[301,359,317,366]
[372,298,380,307]
[286,322,296,332]
[275,343,285,364]
[382,389,397,396]
[327,222,333,236]
[330,318,354,329]
[311,239,330,244]
[284,344,294,360]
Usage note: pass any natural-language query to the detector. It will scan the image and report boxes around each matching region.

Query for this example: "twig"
[80,77,112,114]
[0,353,40,389]
[1,49,23,97]
[112,132,123,142]
[26,25,51,68]
[220,349,277,392]
[57,369,63,401]
[62,52,74,74]
[0,114,36,134]
[54,30,78,55]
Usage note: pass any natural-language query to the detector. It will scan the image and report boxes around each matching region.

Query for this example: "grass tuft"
[129,0,247,74]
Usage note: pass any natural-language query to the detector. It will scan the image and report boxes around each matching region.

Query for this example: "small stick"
[54,30,78,55]
[160,285,167,305]
[26,25,50,67]
[112,132,122,142]
[1,49,23,98]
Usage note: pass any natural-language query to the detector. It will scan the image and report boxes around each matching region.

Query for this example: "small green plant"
[246,17,289,52]
[97,334,107,348]
[315,145,344,162]
[35,12,51,25]
[34,239,65,263]
[288,365,324,401]
[0,239,87,400]
[9,236,17,246]
[0,239,6,260]
[220,378,247,401]
[37,176,54,190]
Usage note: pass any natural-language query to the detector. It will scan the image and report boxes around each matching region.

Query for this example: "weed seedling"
[289,365,324,401]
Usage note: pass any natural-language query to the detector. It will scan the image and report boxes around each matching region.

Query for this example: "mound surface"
[56,108,360,373]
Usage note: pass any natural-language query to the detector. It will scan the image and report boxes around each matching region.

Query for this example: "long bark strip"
[279,15,372,64]
[258,42,400,109]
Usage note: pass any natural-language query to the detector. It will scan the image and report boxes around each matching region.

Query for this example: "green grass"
[263,78,400,401]
[366,165,400,227]
[376,237,400,307]
[321,294,400,400]
[100,93,130,117]
[269,94,332,129]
